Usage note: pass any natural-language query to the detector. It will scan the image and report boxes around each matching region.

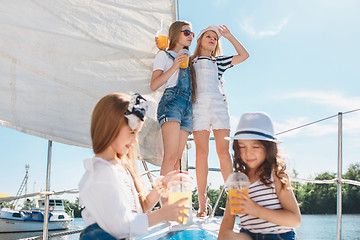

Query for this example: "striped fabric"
[196,55,233,83]
[215,55,233,82]
[239,175,294,234]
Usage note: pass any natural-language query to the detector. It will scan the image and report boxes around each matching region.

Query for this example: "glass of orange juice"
[167,173,193,224]
[156,21,168,50]
[178,49,189,68]
[225,172,251,215]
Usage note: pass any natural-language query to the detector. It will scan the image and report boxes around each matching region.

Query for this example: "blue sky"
[1,0,360,203]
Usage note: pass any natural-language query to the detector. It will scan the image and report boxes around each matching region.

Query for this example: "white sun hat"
[225,112,277,142]
[197,25,222,40]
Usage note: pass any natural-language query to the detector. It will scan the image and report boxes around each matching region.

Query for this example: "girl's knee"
[217,150,231,160]
[163,153,179,165]
[196,150,209,160]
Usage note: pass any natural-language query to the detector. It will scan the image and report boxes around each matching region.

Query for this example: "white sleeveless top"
[239,174,294,234]
[192,55,233,99]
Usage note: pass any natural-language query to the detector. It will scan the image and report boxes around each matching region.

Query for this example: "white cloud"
[282,91,360,110]
[276,91,360,138]
[228,91,360,140]
[240,16,290,38]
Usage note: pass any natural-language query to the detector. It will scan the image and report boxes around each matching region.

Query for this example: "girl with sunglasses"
[151,20,196,201]
[191,25,249,217]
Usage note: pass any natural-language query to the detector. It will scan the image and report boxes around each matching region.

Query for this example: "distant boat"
[0,198,73,233]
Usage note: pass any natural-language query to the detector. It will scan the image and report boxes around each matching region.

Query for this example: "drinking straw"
[179,158,182,192]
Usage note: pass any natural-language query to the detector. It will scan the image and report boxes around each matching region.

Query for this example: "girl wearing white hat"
[191,25,249,217]
[218,112,301,240]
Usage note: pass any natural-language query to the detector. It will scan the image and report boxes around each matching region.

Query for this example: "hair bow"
[124,93,156,130]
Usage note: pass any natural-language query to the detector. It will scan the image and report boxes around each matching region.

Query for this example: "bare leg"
[160,122,189,204]
[213,129,233,181]
[193,130,210,215]
[160,121,182,176]
[174,129,190,171]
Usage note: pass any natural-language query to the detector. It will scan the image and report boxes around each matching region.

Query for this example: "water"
[1,215,359,239]
[296,214,360,240]
[0,218,83,240]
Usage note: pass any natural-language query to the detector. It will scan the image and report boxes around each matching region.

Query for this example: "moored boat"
[0,198,73,233]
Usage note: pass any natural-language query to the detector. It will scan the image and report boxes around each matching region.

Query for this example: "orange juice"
[168,191,192,224]
[228,189,248,215]
[179,56,189,68]
[157,35,168,50]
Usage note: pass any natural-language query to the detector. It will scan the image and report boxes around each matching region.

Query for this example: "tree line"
[191,163,360,216]
[293,163,360,214]
[62,163,360,217]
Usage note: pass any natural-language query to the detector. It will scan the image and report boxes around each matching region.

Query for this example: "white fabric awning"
[0,0,174,151]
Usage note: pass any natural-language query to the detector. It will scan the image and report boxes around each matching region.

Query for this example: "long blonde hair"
[190,30,222,103]
[91,93,145,210]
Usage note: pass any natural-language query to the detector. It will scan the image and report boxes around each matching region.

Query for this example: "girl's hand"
[161,197,191,224]
[162,171,192,188]
[162,170,181,187]
[172,53,187,69]
[229,191,262,216]
[155,36,160,49]
[218,25,232,39]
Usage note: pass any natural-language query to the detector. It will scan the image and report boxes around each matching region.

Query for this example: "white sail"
[0,0,174,155]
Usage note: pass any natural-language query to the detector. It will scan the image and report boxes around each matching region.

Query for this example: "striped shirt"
[239,174,294,234]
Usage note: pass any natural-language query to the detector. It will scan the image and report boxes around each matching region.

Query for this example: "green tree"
[299,172,337,214]
[293,164,360,214]
[64,197,83,218]
[192,185,227,216]
[342,163,360,213]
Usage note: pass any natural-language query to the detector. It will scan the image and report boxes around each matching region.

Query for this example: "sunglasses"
[181,29,194,37]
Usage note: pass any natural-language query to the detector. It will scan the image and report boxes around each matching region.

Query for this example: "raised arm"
[219,25,249,66]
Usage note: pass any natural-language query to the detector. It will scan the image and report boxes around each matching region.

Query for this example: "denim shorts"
[157,87,192,133]
[240,228,296,240]
[80,223,127,240]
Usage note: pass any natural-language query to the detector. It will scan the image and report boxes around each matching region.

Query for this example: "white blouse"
[79,157,148,239]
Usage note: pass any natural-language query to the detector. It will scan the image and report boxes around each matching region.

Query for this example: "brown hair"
[168,20,190,51]
[168,20,197,102]
[233,140,288,189]
[91,93,145,210]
